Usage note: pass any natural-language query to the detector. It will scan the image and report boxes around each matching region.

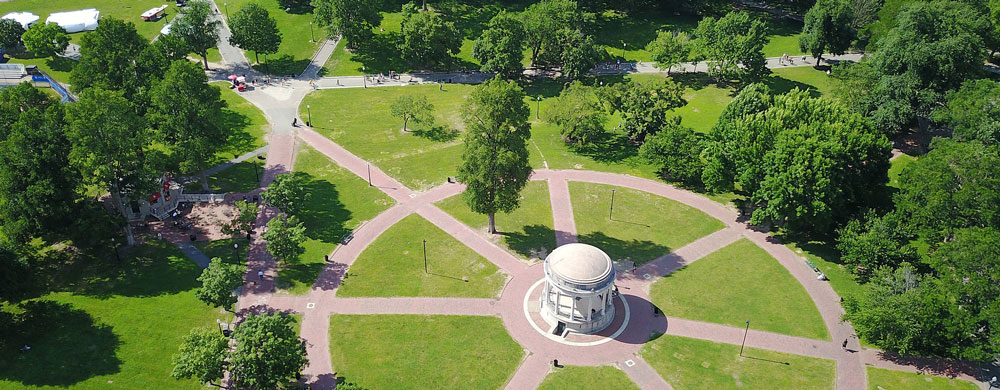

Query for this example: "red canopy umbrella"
[149,193,161,202]
[227,74,238,81]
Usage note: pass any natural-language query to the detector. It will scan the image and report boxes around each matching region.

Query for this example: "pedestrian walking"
[842,338,848,350]
[258,270,264,280]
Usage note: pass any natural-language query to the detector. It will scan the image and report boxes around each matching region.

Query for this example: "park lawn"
[218,0,321,75]
[650,239,830,340]
[337,214,507,298]
[569,181,726,265]
[213,81,270,163]
[277,145,396,294]
[321,12,406,76]
[436,181,556,261]
[888,154,917,188]
[184,160,262,194]
[784,239,863,302]
[673,83,731,134]
[769,66,839,96]
[0,241,226,390]
[866,367,980,390]
[299,83,472,190]
[194,236,250,264]
[329,315,523,390]
[642,335,836,390]
[538,366,640,390]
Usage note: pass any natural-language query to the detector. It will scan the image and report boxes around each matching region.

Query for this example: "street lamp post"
[111,238,121,262]
[739,320,750,356]
[224,2,229,19]
[422,239,428,273]
[253,158,260,183]
[622,42,626,58]
[233,243,239,263]
[362,66,367,88]
[609,188,616,220]
[367,164,372,186]
[309,22,314,42]
[536,96,541,119]
[306,104,312,127]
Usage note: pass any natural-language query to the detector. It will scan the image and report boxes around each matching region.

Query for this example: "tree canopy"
[230,313,307,389]
[390,94,434,132]
[693,11,769,83]
[223,200,258,238]
[261,172,311,215]
[172,1,221,70]
[799,0,856,62]
[599,79,686,144]
[21,22,69,57]
[0,19,23,52]
[71,18,151,102]
[546,81,606,144]
[647,31,691,74]
[171,327,229,386]
[228,2,282,64]
[399,11,461,69]
[312,0,382,48]
[195,257,246,310]
[262,214,307,262]
[472,11,526,79]
[523,0,592,67]
[933,78,1000,145]
[457,79,533,234]
[639,119,704,185]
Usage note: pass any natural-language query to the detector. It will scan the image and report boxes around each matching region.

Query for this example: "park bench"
[805,259,821,273]
[0,64,27,80]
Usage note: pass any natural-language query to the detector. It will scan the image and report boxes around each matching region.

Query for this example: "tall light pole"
[111,237,121,262]
[609,188,616,221]
[216,319,225,335]
[622,42,627,58]
[367,164,372,186]
[233,242,239,263]
[309,21,314,42]
[362,66,366,88]
[422,239,428,273]
[536,96,541,119]
[224,2,229,19]
[306,104,312,127]
[739,320,750,356]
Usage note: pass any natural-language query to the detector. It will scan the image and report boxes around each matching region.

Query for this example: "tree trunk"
[422,0,428,10]
[816,53,823,67]
[201,171,210,192]
[110,184,137,245]
[202,50,210,70]
[488,213,496,234]
[917,116,930,154]
[403,116,409,132]
[254,52,259,64]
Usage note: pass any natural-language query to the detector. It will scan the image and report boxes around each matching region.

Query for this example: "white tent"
[1,12,40,28]
[45,9,100,33]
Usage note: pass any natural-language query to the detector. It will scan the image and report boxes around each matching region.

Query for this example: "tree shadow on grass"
[411,124,460,142]
[350,32,408,74]
[569,130,640,164]
[254,54,311,76]
[577,231,671,265]
[295,172,352,244]
[216,104,257,164]
[275,260,327,291]
[500,224,557,260]
[762,75,821,97]
[46,56,76,73]
[592,10,698,55]
[67,242,203,299]
[0,301,121,387]
[669,72,716,91]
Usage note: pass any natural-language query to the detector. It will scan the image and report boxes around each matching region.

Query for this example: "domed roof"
[545,243,614,286]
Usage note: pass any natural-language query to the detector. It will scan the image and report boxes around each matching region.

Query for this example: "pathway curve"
[204,31,985,388]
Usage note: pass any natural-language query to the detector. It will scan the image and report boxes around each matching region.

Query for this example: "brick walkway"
[206,37,986,388]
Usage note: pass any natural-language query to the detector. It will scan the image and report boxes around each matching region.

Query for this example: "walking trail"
[198,29,985,389]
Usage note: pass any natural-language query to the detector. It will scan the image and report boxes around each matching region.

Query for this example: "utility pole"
[740,320,750,356]
[609,188,616,220]
[422,239,428,273]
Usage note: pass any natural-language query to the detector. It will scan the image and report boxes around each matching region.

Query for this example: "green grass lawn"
[783,239,862,302]
[569,181,725,265]
[337,214,507,298]
[888,154,918,189]
[218,0,321,75]
[0,241,226,390]
[184,160,262,193]
[539,366,640,390]
[866,367,980,390]
[194,236,250,264]
[642,335,836,390]
[329,315,523,390]
[300,83,473,190]
[650,239,829,340]
[435,181,556,261]
[277,145,395,294]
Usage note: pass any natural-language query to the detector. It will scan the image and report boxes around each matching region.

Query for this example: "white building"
[540,243,617,335]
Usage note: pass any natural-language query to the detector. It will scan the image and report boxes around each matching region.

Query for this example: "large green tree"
[523,0,588,67]
[400,11,461,69]
[933,78,1000,145]
[639,119,704,185]
[844,264,941,356]
[0,85,78,243]
[66,88,153,236]
[799,0,856,63]
[836,211,919,281]
[261,172,311,215]
[704,87,892,233]
[172,2,221,70]
[261,214,307,262]
[838,0,987,135]
[0,19,25,53]
[149,61,228,191]
[647,31,691,75]
[195,257,246,310]
[457,79,533,234]
[555,28,601,79]
[892,139,1000,244]
[390,94,434,132]
[71,18,151,103]
[228,2,282,65]
[223,200,258,239]
[230,313,307,390]
[693,11,769,83]
[312,0,382,49]
[171,327,229,386]
[21,22,69,57]
[546,81,606,144]
[600,79,686,144]
[472,11,526,79]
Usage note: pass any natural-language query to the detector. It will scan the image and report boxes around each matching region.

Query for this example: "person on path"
[258,270,264,280]
[842,338,849,350]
